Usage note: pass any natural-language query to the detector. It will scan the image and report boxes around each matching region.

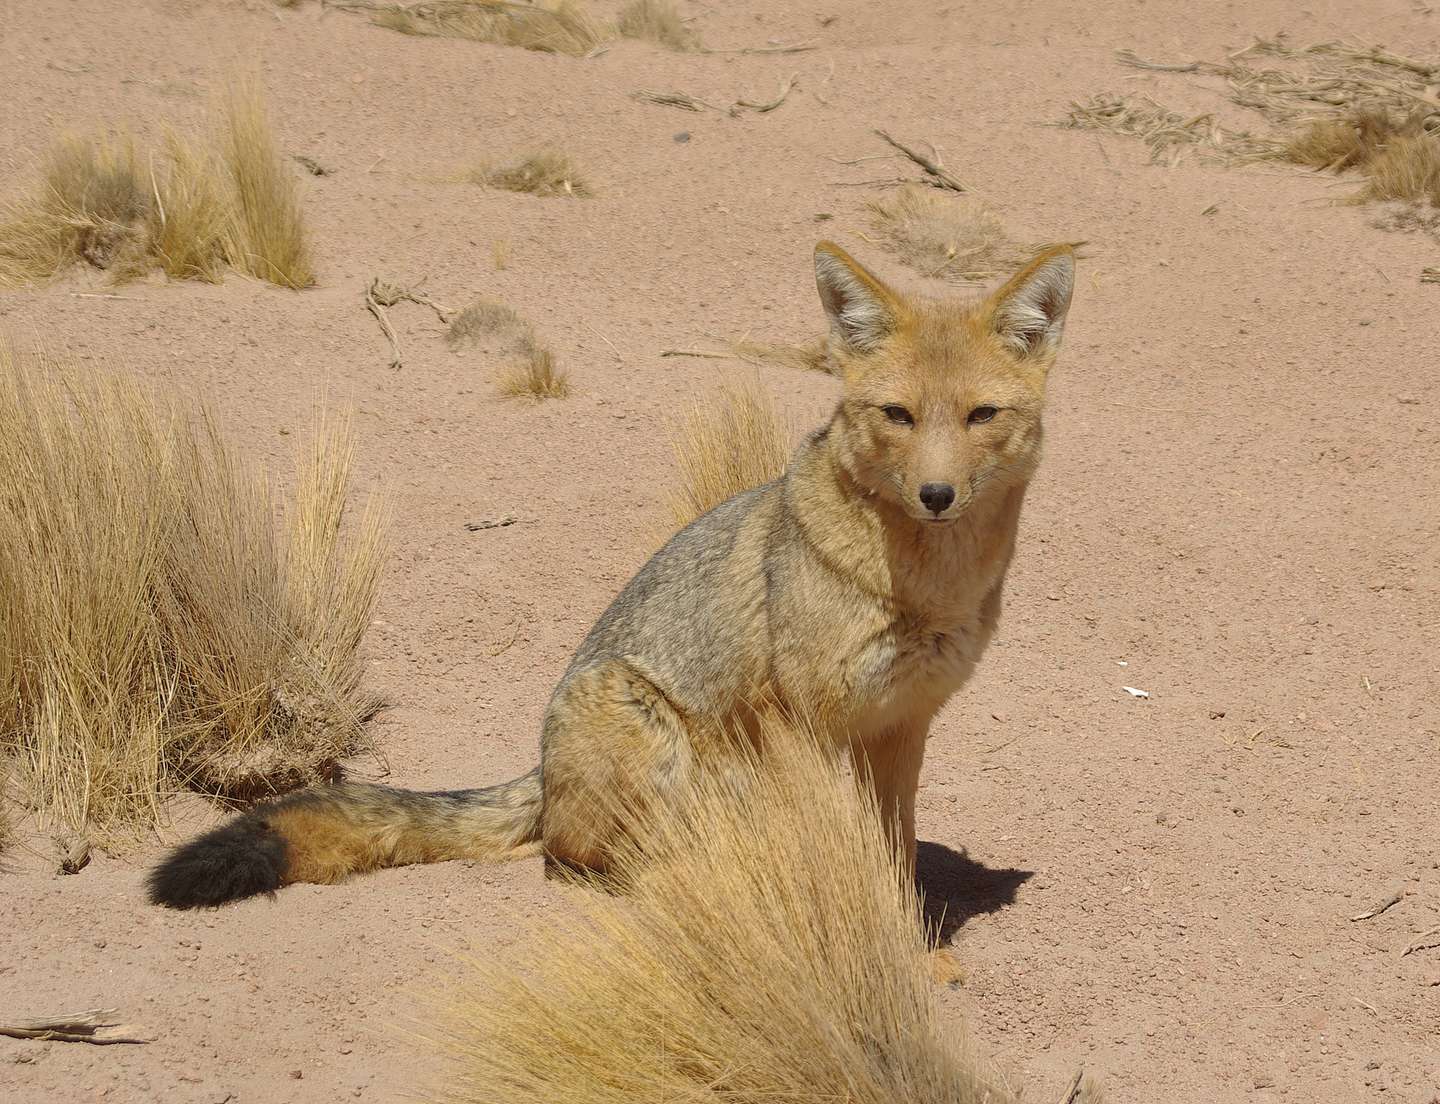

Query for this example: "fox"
[147,238,1077,910]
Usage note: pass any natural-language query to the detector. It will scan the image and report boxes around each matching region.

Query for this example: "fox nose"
[918,482,956,515]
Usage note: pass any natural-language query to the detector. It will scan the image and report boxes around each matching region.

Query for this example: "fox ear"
[988,245,1076,360]
[814,242,900,353]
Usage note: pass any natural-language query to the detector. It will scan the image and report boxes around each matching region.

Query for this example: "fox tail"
[146,768,543,909]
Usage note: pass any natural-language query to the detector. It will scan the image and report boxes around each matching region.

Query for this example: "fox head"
[813,240,1075,524]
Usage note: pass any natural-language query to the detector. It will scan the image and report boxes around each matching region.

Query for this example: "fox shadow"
[914,841,1032,947]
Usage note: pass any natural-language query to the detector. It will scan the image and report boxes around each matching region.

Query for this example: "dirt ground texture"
[2,0,1439,1101]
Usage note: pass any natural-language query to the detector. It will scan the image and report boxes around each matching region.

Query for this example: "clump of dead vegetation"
[465,151,590,198]
[663,378,790,532]
[0,80,313,288]
[447,299,572,399]
[431,719,1047,1104]
[0,343,386,840]
[338,0,701,54]
[351,0,610,56]
[1063,37,1440,210]
[616,0,698,51]
[867,185,1030,282]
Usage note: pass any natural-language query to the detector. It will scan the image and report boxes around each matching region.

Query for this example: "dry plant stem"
[700,39,815,55]
[631,88,724,112]
[1351,892,1403,921]
[364,278,405,370]
[0,1010,146,1045]
[1057,1070,1086,1104]
[1401,927,1440,956]
[736,75,797,113]
[874,129,967,192]
[1422,267,1439,283]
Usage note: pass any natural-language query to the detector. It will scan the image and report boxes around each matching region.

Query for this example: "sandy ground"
[2,0,1439,1101]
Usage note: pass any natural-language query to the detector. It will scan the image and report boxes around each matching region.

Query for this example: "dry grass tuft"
[0,343,387,838]
[447,299,572,400]
[498,336,571,400]
[616,0,698,50]
[1282,108,1440,205]
[1362,132,1440,206]
[431,719,1024,1104]
[664,378,790,532]
[0,81,312,288]
[867,185,1030,281]
[367,0,609,56]
[218,78,315,287]
[466,151,590,198]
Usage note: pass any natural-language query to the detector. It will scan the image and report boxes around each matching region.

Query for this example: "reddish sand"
[2,1,1438,1101]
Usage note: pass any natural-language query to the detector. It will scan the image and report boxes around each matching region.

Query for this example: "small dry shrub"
[447,299,571,400]
[0,81,312,288]
[664,378,790,532]
[0,343,386,838]
[431,719,1028,1104]
[616,0,698,50]
[466,151,590,198]
[868,184,1030,281]
[370,0,609,56]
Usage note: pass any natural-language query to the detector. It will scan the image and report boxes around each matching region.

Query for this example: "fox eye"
[880,405,914,426]
[967,405,998,425]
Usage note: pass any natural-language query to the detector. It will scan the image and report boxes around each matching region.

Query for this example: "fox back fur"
[148,239,1077,909]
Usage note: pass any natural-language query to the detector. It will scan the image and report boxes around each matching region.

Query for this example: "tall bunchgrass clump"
[218,78,315,287]
[430,718,1030,1104]
[663,378,790,532]
[0,343,386,839]
[0,80,313,288]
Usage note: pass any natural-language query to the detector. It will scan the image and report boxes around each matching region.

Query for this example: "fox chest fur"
[763,461,1023,743]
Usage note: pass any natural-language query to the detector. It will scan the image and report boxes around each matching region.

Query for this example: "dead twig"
[1057,1069,1085,1104]
[1422,267,1440,283]
[1401,926,1440,957]
[365,279,405,371]
[701,40,816,55]
[736,75,798,113]
[464,515,521,531]
[55,833,91,875]
[1350,891,1403,922]
[660,348,736,359]
[0,1010,146,1045]
[631,88,726,112]
[873,129,967,192]
[364,277,453,370]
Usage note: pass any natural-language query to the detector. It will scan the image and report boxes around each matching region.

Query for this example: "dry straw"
[0,79,313,288]
[465,151,590,198]
[1064,37,1440,207]
[429,717,1033,1104]
[0,343,386,839]
[868,184,1032,281]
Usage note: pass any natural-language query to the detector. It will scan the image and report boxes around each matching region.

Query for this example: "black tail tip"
[146,813,289,909]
